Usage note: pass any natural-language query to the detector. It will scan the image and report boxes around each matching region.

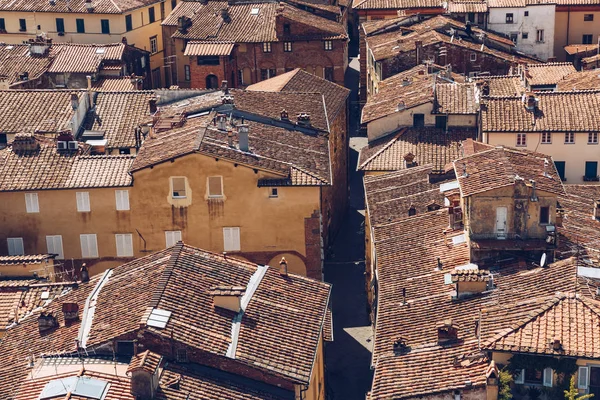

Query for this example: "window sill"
[116,209,130,211]
[77,210,91,213]
[208,196,224,199]
[172,196,187,199]
[587,142,598,145]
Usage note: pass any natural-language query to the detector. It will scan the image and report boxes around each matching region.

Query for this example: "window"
[283,23,290,35]
[165,230,182,247]
[522,32,529,39]
[540,206,550,224]
[536,29,544,42]
[565,132,575,143]
[467,12,475,22]
[435,115,447,130]
[584,14,594,21]
[223,227,241,251]
[117,341,135,356]
[525,368,543,384]
[25,193,39,213]
[583,34,593,44]
[76,18,85,33]
[585,161,598,180]
[80,234,99,258]
[0,18,5,31]
[505,13,513,23]
[176,348,188,363]
[510,33,518,44]
[149,6,155,23]
[115,234,133,257]
[101,19,110,34]
[19,19,26,31]
[208,176,223,198]
[470,53,477,62]
[150,36,158,54]
[413,114,425,128]
[76,192,91,212]
[171,177,187,198]
[542,368,553,387]
[184,65,190,81]
[578,367,589,389]
[197,56,219,65]
[324,40,333,50]
[263,42,272,53]
[589,132,598,144]
[283,42,292,52]
[260,68,276,80]
[115,190,130,211]
[237,69,244,85]
[160,1,165,19]
[46,235,64,259]
[119,148,130,154]
[125,14,132,31]
[516,133,526,147]
[325,67,334,81]
[269,188,278,198]
[541,132,551,143]
[554,161,566,181]
[7,238,24,256]
[56,18,64,33]
[524,10,529,16]
[0,133,7,147]
[55,73,65,86]
[477,13,484,24]
[171,0,176,9]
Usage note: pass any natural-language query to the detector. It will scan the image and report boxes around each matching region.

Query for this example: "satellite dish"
[540,253,547,267]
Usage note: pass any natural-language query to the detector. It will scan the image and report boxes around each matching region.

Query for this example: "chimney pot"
[80,263,89,283]
[149,97,158,114]
[279,257,288,276]
[238,124,249,152]
[552,338,561,351]
[297,113,311,126]
[70,93,79,110]
[221,8,231,22]
[280,109,289,121]
[227,130,234,147]
[216,114,227,131]
[210,286,245,312]
[221,80,229,93]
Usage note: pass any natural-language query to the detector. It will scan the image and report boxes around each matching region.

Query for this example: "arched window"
[205,74,218,89]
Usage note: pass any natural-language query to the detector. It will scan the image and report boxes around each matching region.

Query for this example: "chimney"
[297,113,311,127]
[404,152,416,168]
[28,35,52,56]
[445,64,453,79]
[129,350,163,400]
[216,114,227,131]
[437,319,458,345]
[221,80,229,94]
[38,312,58,332]
[80,263,89,283]
[221,94,234,104]
[415,40,423,64]
[401,77,411,86]
[227,130,234,147]
[11,133,40,152]
[177,16,192,33]
[221,8,231,23]
[70,93,79,110]
[85,0,93,12]
[396,101,406,111]
[209,286,245,313]
[524,93,537,111]
[529,179,538,202]
[556,207,564,227]
[436,257,443,271]
[279,257,288,276]
[481,81,490,96]
[238,124,249,152]
[280,109,289,121]
[393,337,410,355]
[62,302,79,322]
[551,338,562,351]
[200,0,207,4]
[451,268,490,298]
[149,96,158,114]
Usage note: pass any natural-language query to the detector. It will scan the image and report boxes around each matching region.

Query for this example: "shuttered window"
[25,193,39,213]
[80,234,99,258]
[115,190,130,210]
[171,177,187,198]
[543,368,553,387]
[7,238,24,256]
[76,192,91,212]
[223,227,240,251]
[578,367,589,389]
[208,176,223,198]
[115,234,133,257]
[46,235,64,259]
[165,231,182,247]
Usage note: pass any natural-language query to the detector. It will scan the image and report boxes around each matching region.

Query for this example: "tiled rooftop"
[434,82,478,114]
[353,0,442,10]
[524,62,577,87]
[92,77,140,91]
[557,185,600,260]
[358,128,476,172]
[454,146,565,197]
[47,43,125,74]
[165,0,346,42]
[556,69,600,91]
[0,137,134,191]
[184,41,235,56]
[480,90,600,132]
[471,75,523,96]
[447,0,488,12]
[0,45,54,87]
[0,254,55,265]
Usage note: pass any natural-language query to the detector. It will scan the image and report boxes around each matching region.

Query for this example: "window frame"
[505,13,514,23]
[150,35,158,54]
[80,234,99,258]
[524,10,529,16]
[539,206,550,224]
[184,64,191,81]
[19,19,26,32]
[0,18,6,31]
[541,131,551,144]
[269,188,278,198]
[46,235,64,259]
[125,14,133,31]
[516,133,527,147]
[115,233,134,257]
[197,56,220,65]
[7,237,24,256]
[470,53,477,62]
[325,67,334,81]
[578,366,589,389]
[207,176,224,198]
[583,34,593,45]
[76,18,85,33]
[588,132,598,144]
[263,42,272,53]
[171,177,187,199]
[115,190,130,211]
[165,230,182,247]
[536,29,544,42]
[522,32,529,40]
[101,19,110,34]
[565,132,575,144]
[584,14,594,21]
[324,40,333,51]
[25,193,39,213]
[56,18,65,33]
[283,41,292,52]
[223,227,241,252]
[76,191,91,212]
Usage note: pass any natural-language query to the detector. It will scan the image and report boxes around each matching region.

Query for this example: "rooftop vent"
[148,96,158,114]
[551,338,562,351]
[437,319,458,345]
[209,285,245,312]
[62,302,79,322]
[221,94,234,104]
[524,93,538,111]
[129,350,163,400]
[80,263,89,282]
[396,101,406,111]
[297,113,311,127]
[12,133,40,152]
[221,8,231,23]
[393,337,410,355]
[216,114,227,131]
[404,152,416,168]
[71,93,79,110]
[28,36,52,56]
[280,109,289,121]
[38,312,58,332]
[402,77,412,86]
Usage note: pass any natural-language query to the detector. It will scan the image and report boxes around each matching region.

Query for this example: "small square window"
[283,23,291,35]
[522,32,529,40]
[172,177,187,198]
[208,176,223,198]
[184,65,190,81]
[516,133,527,147]
[565,132,575,144]
[470,53,477,62]
[223,227,241,251]
[115,233,133,257]
[269,188,278,198]
[524,10,529,16]
[19,19,26,32]
[263,42,272,53]
[510,33,518,44]
[324,40,333,51]
[150,36,158,54]
[541,132,551,144]
[506,13,514,23]
[536,29,544,42]
[584,14,594,21]
[7,238,24,256]
[76,192,91,212]
[284,42,292,52]
[76,18,85,33]
[176,348,188,363]
[101,19,110,34]
[583,34,593,45]
[165,230,182,247]
[25,193,39,213]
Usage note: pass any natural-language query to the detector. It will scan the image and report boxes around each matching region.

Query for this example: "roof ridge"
[148,242,183,309]
[359,128,407,169]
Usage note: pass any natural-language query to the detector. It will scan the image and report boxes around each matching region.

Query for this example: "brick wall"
[189,55,235,89]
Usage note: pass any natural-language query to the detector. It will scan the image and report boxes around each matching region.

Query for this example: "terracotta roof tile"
[557,185,600,259]
[450,268,490,282]
[0,254,55,265]
[127,350,163,374]
[48,43,125,74]
[481,90,600,132]
[447,0,488,12]
[435,82,478,114]
[556,69,600,91]
[184,41,235,56]
[454,146,565,197]
[583,53,600,65]
[472,75,523,96]
[353,0,443,10]
[564,44,598,56]
[525,62,577,87]
[0,45,54,86]
[359,128,476,172]
[92,78,139,91]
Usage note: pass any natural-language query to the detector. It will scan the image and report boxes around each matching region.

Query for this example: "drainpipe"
[566,6,570,49]
[253,43,259,84]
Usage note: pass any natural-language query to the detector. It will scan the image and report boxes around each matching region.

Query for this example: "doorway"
[206,74,218,89]
[496,206,507,238]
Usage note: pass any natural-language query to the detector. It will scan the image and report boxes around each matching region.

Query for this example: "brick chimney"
[62,302,79,322]
[11,133,40,152]
[149,96,158,114]
[279,257,288,276]
[128,350,163,400]
[437,319,458,345]
[28,35,52,56]
[70,93,79,110]
[38,312,58,332]
[280,109,289,121]
[297,113,311,127]
[209,286,245,312]
[393,337,410,355]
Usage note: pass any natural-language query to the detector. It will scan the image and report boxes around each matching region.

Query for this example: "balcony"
[583,175,600,182]
[469,229,556,251]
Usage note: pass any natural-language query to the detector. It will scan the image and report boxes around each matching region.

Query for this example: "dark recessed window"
[101,19,110,34]
[76,18,85,33]
[325,67,334,81]
[263,42,271,53]
[505,13,513,23]
[149,6,155,23]
[283,23,290,35]
[197,56,220,65]
[125,14,132,31]
[117,341,135,356]
[19,19,26,31]
[171,0,176,10]
[184,65,190,81]
[524,10,529,16]
[283,42,292,52]
[583,34,593,44]
[540,206,549,224]
[0,18,5,31]
[56,18,64,33]
[584,14,594,21]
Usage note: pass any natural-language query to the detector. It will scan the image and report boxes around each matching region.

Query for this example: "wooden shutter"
[172,178,186,197]
[115,190,130,211]
[223,227,240,251]
[165,231,182,247]
[7,238,24,256]
[578,367,589,389]
[80,234,98,258]
[80,235,89,258]
[116,234,133,257]
[46,235,64,259]
[543,368,553,387]
[76,192,90,212]
[208,176,223,197]
[25,193,39,213]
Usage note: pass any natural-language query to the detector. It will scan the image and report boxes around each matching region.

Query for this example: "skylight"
[95,48,106,54]
[147,308,172,329]
[250,8,259,14]
[40,377,108,400]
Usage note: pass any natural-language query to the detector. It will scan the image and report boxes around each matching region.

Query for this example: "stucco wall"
[555,8,600,61]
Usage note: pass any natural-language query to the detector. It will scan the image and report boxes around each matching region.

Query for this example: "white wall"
[488,4,556,60]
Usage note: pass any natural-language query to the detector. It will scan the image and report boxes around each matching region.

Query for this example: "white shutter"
[223,227,240,251]
[80,234,98,258]
[25,193,39,213]
[46,235,64,259]
[578,367,589,389]
[514,369,525,384]
[7,238,24,256]
[543,367,553,387]
[165,231,182,248]
[115,234,133,257]
[232,227,240,251]
[115,190,130,211]
[76,192,90,212]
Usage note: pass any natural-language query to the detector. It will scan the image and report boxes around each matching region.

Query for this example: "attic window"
[95,48,105,54]
[408,206,416,216]
[250,8,259,14]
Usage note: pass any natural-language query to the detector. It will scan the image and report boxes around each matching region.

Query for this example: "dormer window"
[57,141,68,150]
[283,23,290,35]
[68,141,78,150]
